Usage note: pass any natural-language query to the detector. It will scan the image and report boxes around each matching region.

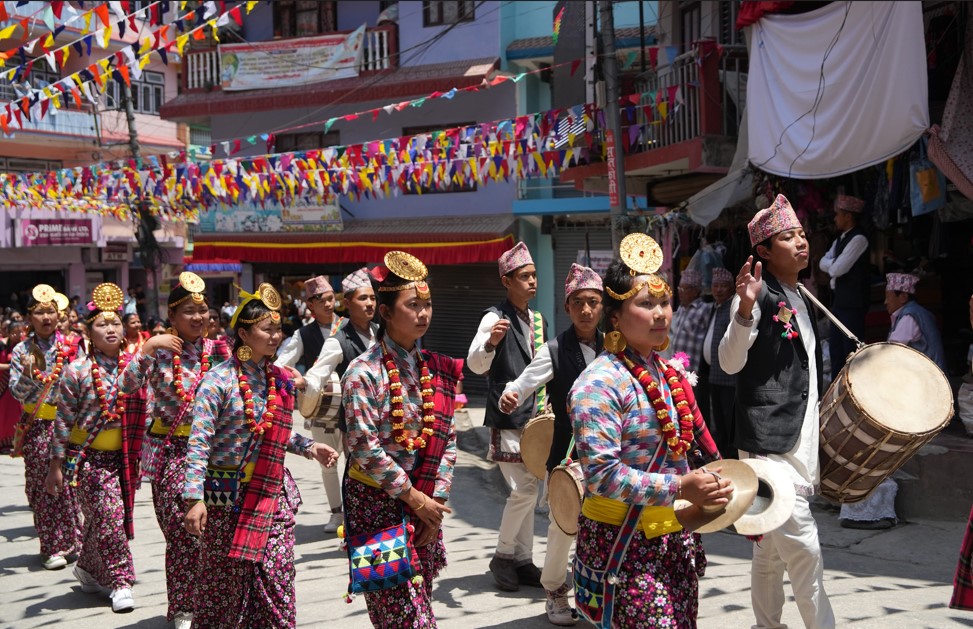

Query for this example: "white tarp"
[747,2,928,179]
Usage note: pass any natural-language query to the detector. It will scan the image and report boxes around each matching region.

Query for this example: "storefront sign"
[15,218,94,247]
[605,130,619,207]
[577,250,613,277]
[219,25,366,92]
[196,197,343,233]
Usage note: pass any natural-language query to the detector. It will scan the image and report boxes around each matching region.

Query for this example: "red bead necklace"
[236,359,277,435]
[382,342,435,452]
[90,354,129,423]
[32,342,67,385]
[172,346,211,403]
[617,352,695,458]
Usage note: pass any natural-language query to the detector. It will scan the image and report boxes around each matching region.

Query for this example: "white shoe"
[323,511,343,534]
[42,554,67,570]
[110,587,135,613]
[73,565,102,593]
[174,612,193,629]
[546,587,578,626]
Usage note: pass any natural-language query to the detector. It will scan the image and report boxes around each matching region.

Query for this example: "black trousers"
[829,306,866,379]
[708,383,737,459]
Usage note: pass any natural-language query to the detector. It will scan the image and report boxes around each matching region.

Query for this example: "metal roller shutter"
[422,263,508,399]
[551,218,613,333]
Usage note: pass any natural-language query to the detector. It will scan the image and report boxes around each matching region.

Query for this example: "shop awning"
[190,215,516,266]
[184,259,244,273]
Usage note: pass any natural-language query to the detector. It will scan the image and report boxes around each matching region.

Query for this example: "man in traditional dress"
[883,273,946,370]
[720,194,836,629]
[468,241,549,591]
[669,269,713,373]
[499,263,603,625]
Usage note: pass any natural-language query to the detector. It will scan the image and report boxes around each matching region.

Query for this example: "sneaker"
[73,565,102,593]
[516,562,544,588]
[546,585,578,626]
[323,511,343,534]
[489,555,520,592]
[42,554,67,570]
[110,588,135,613]
[174,612,193,629]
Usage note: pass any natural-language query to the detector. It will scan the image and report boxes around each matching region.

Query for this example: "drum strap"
[561,435,575,466]
[532,311,547,414]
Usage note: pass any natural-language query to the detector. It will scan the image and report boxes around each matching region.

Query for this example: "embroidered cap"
[564,263,602,300]
[835,194,865,213]
[711,267,733,285]
[748,194,803,247]
[341,267,371,294]
[498,241,534,276]
[679,269,702,289]
[886,273,919,295]
[304,275,334,299]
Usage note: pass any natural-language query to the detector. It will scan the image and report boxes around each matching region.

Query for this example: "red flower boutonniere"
[772,301,799,340]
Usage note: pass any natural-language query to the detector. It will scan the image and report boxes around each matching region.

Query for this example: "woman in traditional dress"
[183,282,339,629]
[119,273,231,629]
[122,312,148,356]
[9,284,82,570]
[568,234,731,629]
[341,251,462,628]
[46,283,138,613]
[0,320,26,453]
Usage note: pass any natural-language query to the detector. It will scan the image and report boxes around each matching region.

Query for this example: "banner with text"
[197,198,343,233]
[219,24,366,91]
[15,219,94,247]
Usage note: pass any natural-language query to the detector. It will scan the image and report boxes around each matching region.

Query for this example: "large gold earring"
[236,345,253,362]
[656,337,670,352]
[604,330,627,354]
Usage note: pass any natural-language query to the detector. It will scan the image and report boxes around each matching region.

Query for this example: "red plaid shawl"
[228,364,294,562]
[120,384,147,540]
[406,352,462,513]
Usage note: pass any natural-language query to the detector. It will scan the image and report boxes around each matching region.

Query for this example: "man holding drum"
[468,241,549,592]
[499,263,603,625]
[719,194,835,629]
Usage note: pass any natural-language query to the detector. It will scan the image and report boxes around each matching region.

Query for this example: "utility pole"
[119,81,162,318]
[599,0,626,253]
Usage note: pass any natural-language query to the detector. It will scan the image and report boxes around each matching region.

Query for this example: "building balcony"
[6,106,100,140]
[560,43,747,206]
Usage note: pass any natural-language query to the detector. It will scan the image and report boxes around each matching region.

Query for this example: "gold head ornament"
[28,284,57,312]
[171,271,208,307]
[231,283,283,328]
[53,292,70,313]
[378,250,431,299]
[91,283,124,322]
[605,233,671,301]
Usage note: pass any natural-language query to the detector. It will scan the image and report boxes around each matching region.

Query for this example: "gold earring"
[604,330,627,354]
[656,337,670,352]
[236,345,253,362]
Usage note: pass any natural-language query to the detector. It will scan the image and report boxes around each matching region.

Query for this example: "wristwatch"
[484,341,496,353]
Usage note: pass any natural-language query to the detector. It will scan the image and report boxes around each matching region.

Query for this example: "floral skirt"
[22,417,82,557]
[75,449,136,590]
[342,475,447,629]
[575,515,706,629]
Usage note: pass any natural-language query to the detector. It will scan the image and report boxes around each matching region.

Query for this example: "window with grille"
[718,1,743,46]
[189,126,211,147]
[0,65,86,110]
[274,1,337,38]
[679,1,701,52]
[423,1,475,27]
[275,131,340,153]
[105,71,165,115]
[401,124,477,194]
[0,157,62,172]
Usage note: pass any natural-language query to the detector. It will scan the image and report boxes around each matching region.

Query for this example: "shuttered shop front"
[552,218,612,334]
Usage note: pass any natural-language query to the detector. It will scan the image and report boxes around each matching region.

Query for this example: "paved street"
[1,407,971,628]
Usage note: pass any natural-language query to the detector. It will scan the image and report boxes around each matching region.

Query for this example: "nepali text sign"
[219,25,366,91]
[15,219,94,246]
[196,198,343,233]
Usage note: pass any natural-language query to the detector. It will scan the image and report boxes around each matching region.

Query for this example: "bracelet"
[415,495,428,511]
[676,477,683,499]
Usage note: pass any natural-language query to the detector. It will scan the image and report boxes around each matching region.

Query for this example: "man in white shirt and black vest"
[468,241,549,592]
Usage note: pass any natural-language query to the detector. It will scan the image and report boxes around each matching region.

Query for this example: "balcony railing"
[183,25,398,93]
[12,106,99,139]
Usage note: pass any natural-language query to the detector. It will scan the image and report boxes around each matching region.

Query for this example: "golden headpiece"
[376,251,431,299]
[230,283,283,328]
[89,283,125,322]
[53,292,70,313]
[605,233,671,301]
[169,271,208,308]
[28,284,58,312]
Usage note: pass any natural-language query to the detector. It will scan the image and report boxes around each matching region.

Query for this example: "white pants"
[496,460,539,564]
[309,426,345,513]
[540,514,575,591]
[751,495,835,629]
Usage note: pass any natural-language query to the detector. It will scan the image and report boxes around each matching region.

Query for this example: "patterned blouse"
[342,337,456,500]
[9,332,66,407]
[569,351,687,506]
[183,358,314,502]
[52,350,125,460]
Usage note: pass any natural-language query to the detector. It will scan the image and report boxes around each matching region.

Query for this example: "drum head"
[297,390,320,418]
[845,343,952,434]
[549,465,582,536]
[520,414,554,479]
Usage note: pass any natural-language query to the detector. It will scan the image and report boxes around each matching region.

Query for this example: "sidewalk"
[0,409,968,628]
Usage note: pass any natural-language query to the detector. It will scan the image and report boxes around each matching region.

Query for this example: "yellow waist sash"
[23,402,57,420]
[348,464,382,489]
[69,427,122,451]
[582,495,683,540]
[207,462,256,483]
[150,418,191,438]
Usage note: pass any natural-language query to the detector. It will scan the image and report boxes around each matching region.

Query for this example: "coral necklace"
[172,344,211,404]
[617,351,695,458]
[237,358,276,435]
[32,341,67,385]
[90,354,129,423]
[382,341,435,452]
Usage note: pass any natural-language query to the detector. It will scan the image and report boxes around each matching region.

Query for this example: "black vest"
[297,322,326,371]
[546,327,603,472]
[733,274,823,455]
[831,225,870,310]
[334,321,376,432]
[483,301,548,430]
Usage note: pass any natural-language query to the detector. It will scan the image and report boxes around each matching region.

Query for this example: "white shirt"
[818,230,869,289]
[718,286,819,492]
[304,323,376,398]
[467,308,534,375]
[888,306,921,345]
[501,340,597,401]
[274,320,336,370]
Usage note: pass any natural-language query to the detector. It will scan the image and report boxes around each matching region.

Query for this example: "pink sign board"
[15,219,94,247]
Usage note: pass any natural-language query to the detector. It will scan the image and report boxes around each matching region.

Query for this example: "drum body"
[520,413,555,479]
[297,372,342,431]
[819,342,953,503]
[549,461,584,535]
